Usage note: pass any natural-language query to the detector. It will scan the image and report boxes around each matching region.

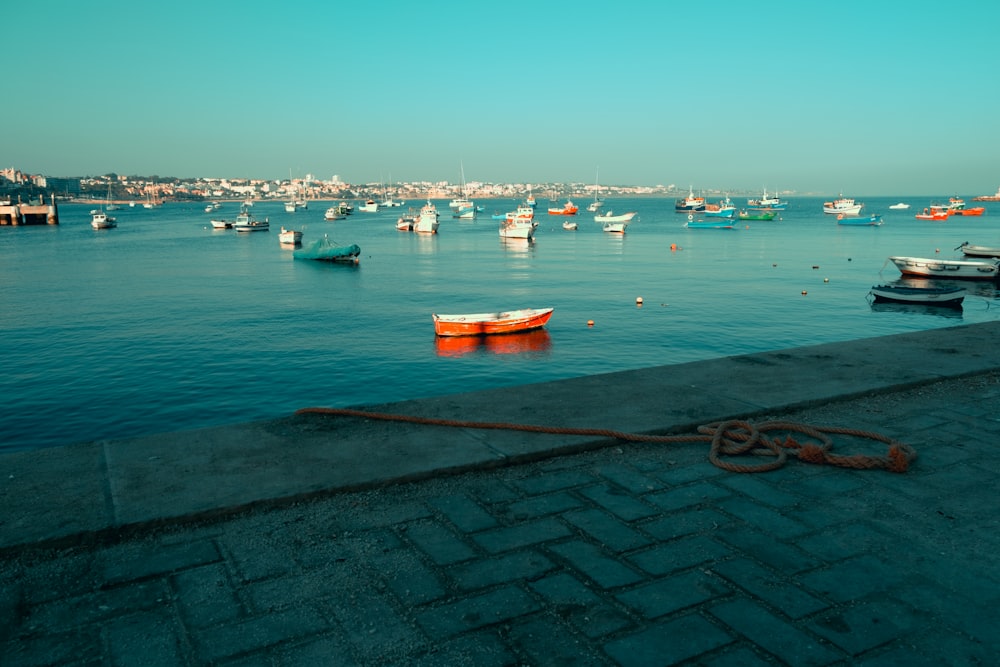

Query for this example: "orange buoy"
[587,320,595,327]
[670,243,678,251]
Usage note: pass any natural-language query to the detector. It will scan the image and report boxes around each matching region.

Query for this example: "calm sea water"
[2,196,997,452]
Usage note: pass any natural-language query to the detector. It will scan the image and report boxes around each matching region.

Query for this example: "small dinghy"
[869,284,965,307]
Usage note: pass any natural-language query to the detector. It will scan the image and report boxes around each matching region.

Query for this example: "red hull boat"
[432,307,554,337]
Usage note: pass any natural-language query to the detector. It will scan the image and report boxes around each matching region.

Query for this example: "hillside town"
[0,166,720,206]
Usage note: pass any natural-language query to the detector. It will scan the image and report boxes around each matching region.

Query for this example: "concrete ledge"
[3,321,999,553]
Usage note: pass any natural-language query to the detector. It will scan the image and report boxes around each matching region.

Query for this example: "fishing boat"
[453,206,476,220]
[562,220,578,230]
[547,200,579,215]
[324,206,344,221]
[737,210,777,221]
[888,255,1000,280]
[395,209,417,231]
[90,210,117,229]
[413,200,440,234]
[284,200,297,213]
[837,213,883,226]
[675,186,706,212]
[703,197,736,218]
[823,196,863,215]
[888,202,910,210]
[956,242,1000,258]
[746,188,787,210]
[232,206,269,232]
[869,284,965,307]
[431,307,554,337]
[358,199,378,213]
[950,207,986,217]
[930,197,966,214]
[915,208,949,221]
[278,227,303,245]
[525,192,537,208]
[499,217,535,239]
[209,217,233,229]
[292,236,361,264]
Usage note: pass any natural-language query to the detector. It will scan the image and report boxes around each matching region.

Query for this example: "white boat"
[278,227,303,245]
[499,217,535,239]
[233,207,269,232]
[869,284,965,306]
[562,220,578,230]
[396,210,417,231]
[594,211,637,224]
[413,200,440,234]
[104,182,121,211]
[209,218,232,230]
[204,204,214,213]
[453,206,476,220]
[324,207,344,221]
[449,162,473,211]
[90,210,117,229]
[284,201,297,213]
[823,196,863,215]
[747,187,786,210]
[888,202,910,210]
[358,199,378,213]
[888,255,999,280]
[587,169,604,211]
[956,242,1000,258]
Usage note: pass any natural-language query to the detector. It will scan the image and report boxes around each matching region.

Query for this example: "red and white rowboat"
[432,307,554,337]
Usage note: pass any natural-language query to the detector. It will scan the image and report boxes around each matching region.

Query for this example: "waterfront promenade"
[2,322,999,665]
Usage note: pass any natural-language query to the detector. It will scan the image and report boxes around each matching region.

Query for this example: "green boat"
[737,210,778,221]
[293,236,361,264]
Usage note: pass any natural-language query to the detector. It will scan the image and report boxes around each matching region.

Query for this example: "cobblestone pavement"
[2,372,998,666]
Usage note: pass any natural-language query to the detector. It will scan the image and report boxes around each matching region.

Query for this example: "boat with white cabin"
[823,196,863,215]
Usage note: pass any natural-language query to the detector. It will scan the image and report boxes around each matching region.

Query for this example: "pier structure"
[0,195,59,225]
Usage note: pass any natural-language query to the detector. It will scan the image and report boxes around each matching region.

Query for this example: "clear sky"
[6,1,999,196]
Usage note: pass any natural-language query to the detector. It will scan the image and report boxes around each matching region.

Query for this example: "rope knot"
[798,443,827,465]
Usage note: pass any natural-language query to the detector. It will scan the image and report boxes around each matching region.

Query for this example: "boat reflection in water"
[434,328,552,358]
[869,301,964,320]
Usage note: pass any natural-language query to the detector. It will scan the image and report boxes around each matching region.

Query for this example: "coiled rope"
[294,407,916,474]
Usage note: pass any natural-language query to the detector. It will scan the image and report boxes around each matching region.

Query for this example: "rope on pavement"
[294,407,917,474]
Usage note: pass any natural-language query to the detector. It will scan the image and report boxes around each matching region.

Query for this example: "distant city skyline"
[5,1,999,196]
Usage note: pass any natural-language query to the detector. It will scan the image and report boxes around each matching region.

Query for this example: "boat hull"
[432,307,554,337]
[837,214,882,226]
[957,243,1000,258]
[870,285,965,306]
[888,256,999,280]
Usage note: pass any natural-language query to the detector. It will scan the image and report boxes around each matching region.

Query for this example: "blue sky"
[6,1,999,195]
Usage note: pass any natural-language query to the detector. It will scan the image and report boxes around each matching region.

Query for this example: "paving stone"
[563,508,653,552]
[413,585,540,639]
[449,550,555,591]
[428,493,500,532]
[547,540,644,590]
[472,517,573,554]
[603,612,734,666]
[401,519,477,565]
[709,599,843,665]
[615,570,730,619]
[577,482,662,521]
[709,559,828,620]
[628,534,731,577]
[191,605,330,663]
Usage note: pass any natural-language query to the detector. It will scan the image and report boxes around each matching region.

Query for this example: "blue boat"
[685,218,735,229]
[837,213,883,226]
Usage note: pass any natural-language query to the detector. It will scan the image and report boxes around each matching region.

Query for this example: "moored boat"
[703,197,736,218]
[278,227,303,245]
[972,186,1000,202]
[837,213,883,226]
[869,284,965,307]
[737,210,777,221]
[956,242,1000,258]
[358,199,378,213]
[914,208,949,221]
[888,255,1000,280]
[888,202,910,210]
[90,210,117,229]
[292,236,361,264]
[675,186,706,212]
[413,200,440,234]
[747,188,786,210]
[432,307,554,337]
[823,196,863,215]
[685,218,735,229]
[930,197,965,214]
[950,207,986,217]
[324,206,344,221]
[594,211,637,224]
[562,220,578,230]
[547,200,579,215]
[233,206,269,232]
